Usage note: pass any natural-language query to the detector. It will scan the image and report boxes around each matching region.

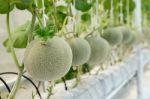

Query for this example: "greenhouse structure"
[0,0,150,99]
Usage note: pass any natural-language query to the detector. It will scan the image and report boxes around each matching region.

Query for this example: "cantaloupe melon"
[86,36,111,65]
[102,27,123,46]
[24,37,73,81]
[125,31,136,46]
[118,26,132,44]
[135,31,144,44]
[67,37,91,66]
[142,28,150,42]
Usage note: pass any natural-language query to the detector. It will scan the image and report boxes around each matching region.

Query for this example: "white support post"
[134,0,142,32]
[136,46,144,99]
[134,0,144,99]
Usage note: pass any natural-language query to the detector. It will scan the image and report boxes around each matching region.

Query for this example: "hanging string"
[42,0,46,27]
[127,0,130,26]
[110,0,114,26]
[96,0,99,27]
[119,0,123,24]
[73,0,77,35]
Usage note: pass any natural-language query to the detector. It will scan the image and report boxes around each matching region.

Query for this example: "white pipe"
[106,73,136,99]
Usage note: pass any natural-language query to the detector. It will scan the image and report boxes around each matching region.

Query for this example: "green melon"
[135,31,144,44]
[142,28,150,42]
[118,26,133,44]
[102,27,123,46]
[24,37,72,81]
[125,31,137,46]
[67,37,91,66]
[86,36,111,65]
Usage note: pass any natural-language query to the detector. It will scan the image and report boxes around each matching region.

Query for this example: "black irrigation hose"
[0,72,42,99]
[62,77,68,90]
[0,77,11,93]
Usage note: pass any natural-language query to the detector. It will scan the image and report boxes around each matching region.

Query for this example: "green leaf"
[37,0,52,9]
[46,5,68,30]
[122,0,135,13]
[74,0,92,12]
[65,67,77,80]
[76,22,88,33]
[81,13,91,22]
[0,0,14,14]
[3,39,11,52]
[15,0,33,10]
[142,0,150,13]
[56,6,68,14]
[3,21,30,52]
[103,0,118,11]
[34,22,56,40]
[65,0,73,3]
[13,32,28,48]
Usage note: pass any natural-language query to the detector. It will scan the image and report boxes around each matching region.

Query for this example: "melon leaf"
[3,21,30,52]
[0,0,14,14]
[74,0,93,12]
[15,0,33,10]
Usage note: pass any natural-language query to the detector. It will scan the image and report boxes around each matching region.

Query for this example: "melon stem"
[72,66,81,88]
[35,8,43,28]
[6,4,24,98]
[28,12,36,43]
[59,16,68,38]
[8,68,24,99]
[46,82,53,99]
[62,77,68,90]
[95,65,104,75]
[76,66,81,84]
[6,9,21,70]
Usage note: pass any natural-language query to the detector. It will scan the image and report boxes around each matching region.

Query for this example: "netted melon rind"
[102,27,123,46]
[67,38,91,66]
[118,26,133,44]
[125,31,137,46]
[86,36,111,65]
[142,28,150,42]
[24,37,72,81]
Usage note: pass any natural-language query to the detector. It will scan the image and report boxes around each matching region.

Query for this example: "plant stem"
[6,12,22,70]
[35,8,44,27]
[76,66,81,84]
[28,12,36,43]
[72,66,81,88]
[62,77,68,90]
[0,72,42,99]
[6,4,24,98]
[8,68,24,99]
[85,26,100,37]
[59,16,68,37]
[110,0,114,26]
[42,0,46,27]
[46,83,53,99]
